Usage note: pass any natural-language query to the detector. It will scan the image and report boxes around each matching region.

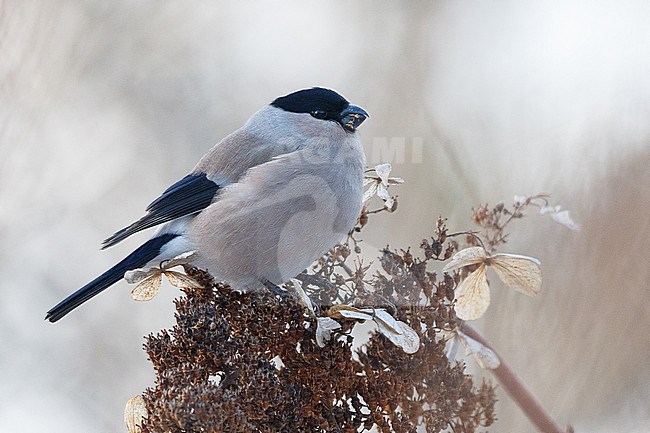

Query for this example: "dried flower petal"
[375,163,392,185]
[371,308,403,335]
[457,330,501,369]
[376,319,421,354]
[131,273,163,301]
[445,247,542,319]
[163,250,198,269]
[363,177,376,187]
[362,163,404,210]
[443,247,487,273]
[455,264,490,320]
[124,395,148,433]
[126,251,199,301]
[291,279,315,315]
[362,182,379,206]
[376,184,392,202]
[124,268,159,284]
[539,206,581,231]
[125,251,197,285]
[490,253,542,296]
[328,305,374,321]
[376,184,395,210]
[315,317,341,347]
[326,306,420,353]
[163,270,202,289]
[445,332,461,362]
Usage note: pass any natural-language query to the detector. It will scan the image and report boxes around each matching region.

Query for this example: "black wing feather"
[101,173,220,249]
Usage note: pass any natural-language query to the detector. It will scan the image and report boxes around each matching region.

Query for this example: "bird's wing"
[101,173,221,248]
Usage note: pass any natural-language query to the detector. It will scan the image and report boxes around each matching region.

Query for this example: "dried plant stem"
[460,323,572,433]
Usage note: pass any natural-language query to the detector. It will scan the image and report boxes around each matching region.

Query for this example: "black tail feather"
[46,234,179,322]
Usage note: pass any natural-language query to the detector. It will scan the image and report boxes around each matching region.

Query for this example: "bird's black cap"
[271,87,350,122]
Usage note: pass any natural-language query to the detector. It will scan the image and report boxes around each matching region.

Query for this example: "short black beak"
[339,104,369,132]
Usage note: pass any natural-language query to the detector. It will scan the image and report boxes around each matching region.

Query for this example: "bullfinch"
[46,87,368,322]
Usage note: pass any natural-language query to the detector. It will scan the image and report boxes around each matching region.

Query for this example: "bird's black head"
[271,87,368,132]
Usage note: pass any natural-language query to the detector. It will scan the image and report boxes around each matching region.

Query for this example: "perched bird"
[46,87,368,322]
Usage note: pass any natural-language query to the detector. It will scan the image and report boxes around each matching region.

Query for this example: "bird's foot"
[260,278,292,297]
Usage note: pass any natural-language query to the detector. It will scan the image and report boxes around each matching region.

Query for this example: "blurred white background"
[1,1,649,432]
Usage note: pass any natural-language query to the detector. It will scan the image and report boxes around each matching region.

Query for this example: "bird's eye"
[310,109,328,119]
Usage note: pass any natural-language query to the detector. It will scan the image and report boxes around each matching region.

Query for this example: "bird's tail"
[45,233,179,323]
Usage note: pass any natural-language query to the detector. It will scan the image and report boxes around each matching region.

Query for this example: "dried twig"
[461,323,574,433]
